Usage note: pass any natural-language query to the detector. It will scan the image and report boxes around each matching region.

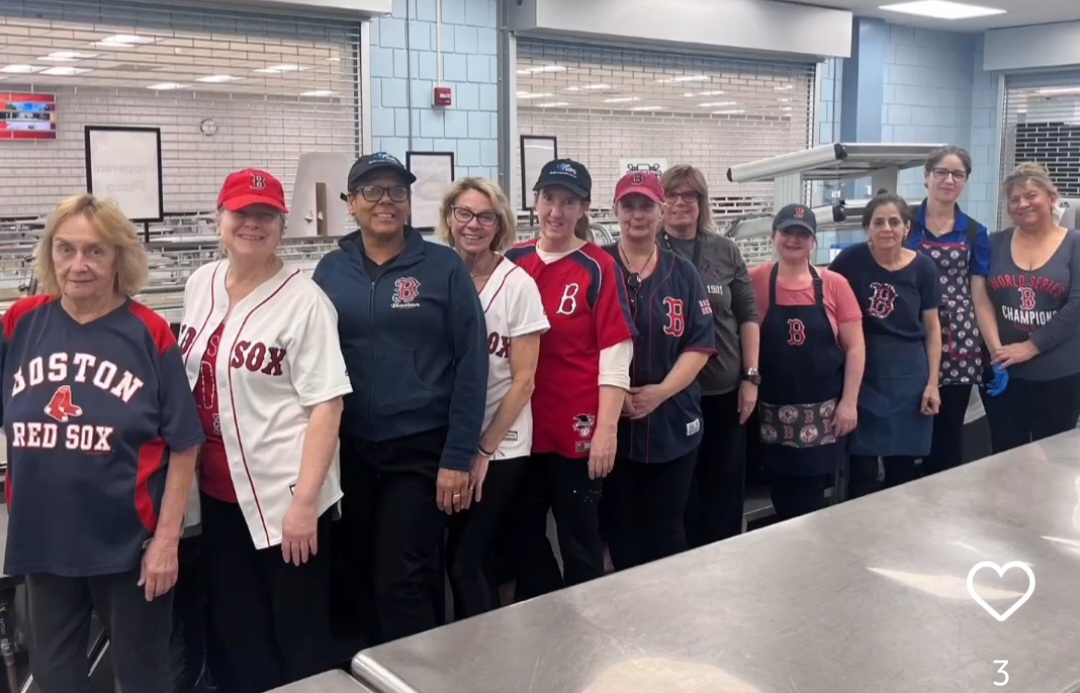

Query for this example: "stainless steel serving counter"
[269,670,375,692]
[353,431,1080,693]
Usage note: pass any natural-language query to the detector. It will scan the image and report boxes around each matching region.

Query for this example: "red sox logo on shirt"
[662,297,685,337]
[1018,286,1036,311]
[44,385,82,423]
[867,282,898,319]
[487,331,510,359]
[787,319,806,346]
[230,341,287,376]
[573,413,595,439]
[557,283,580,316]
[392,277,421,309]
[178,325,196,356]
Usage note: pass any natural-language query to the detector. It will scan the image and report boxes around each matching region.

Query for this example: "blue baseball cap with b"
[773,203,817,235]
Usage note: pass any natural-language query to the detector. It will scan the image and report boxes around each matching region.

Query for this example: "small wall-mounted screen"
[0,93,57,140]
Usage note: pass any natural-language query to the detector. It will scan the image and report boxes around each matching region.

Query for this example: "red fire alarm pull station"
[433,86,453,107]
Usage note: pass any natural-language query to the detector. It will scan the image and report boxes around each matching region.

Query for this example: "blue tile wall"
[829,21,1000,227]
[370,0,499,180]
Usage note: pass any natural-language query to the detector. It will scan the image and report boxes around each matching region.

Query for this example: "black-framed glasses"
[665,191,699,204]
[452,206,500,227]
[352,184,411,202]
[625,272,642,310]
[930,167,968,182]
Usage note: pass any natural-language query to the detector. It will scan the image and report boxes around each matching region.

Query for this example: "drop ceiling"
[793,0,1080,31]
[0,18,352,97]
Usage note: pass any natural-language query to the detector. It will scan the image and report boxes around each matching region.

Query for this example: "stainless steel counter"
[353,431,1080,693]
[269,670,375,692]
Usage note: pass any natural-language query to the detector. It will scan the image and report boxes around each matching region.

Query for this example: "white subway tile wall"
[0,0,360,217]
[513,40,815,263]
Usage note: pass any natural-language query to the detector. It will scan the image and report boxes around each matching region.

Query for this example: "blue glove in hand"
[986,363,1009,398]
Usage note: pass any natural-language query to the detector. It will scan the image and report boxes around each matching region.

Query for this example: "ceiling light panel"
[40,67,92,76]
[40,51,97,62]
[878,1,1006,20]
[0,64,44,74]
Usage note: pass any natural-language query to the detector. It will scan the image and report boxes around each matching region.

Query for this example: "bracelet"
[478,445,495,457]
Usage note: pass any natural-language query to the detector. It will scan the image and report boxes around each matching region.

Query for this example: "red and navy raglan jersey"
[1,295,204,578]
[505,239,635,458]
[604,246,716,463]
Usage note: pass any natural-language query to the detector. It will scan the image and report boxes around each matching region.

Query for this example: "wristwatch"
[742,368,761,385]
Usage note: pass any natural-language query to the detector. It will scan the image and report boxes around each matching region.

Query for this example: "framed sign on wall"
[406,151,456,231]
[84,126,164,224]
[520,135,557,211]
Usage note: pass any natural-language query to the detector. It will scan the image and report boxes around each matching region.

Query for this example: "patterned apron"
[918,238,983,386]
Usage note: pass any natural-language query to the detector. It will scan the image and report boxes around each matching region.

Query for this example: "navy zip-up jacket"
[313,228,488,472]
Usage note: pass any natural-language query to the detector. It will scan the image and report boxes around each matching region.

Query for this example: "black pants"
[510,453,604,601]
[446,456,529,618]
[770,474,829,521]
[685,390,746,546]
[848,455,919,498]
[26,569,174,693]
[336,428,448,645]
[201,495,335,693]
[923,383,973,476]
[983,373,1080,454]
[605,450,697,571]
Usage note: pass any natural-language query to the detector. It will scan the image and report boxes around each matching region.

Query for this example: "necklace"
[619,242,656,294]
[470,253,500,293]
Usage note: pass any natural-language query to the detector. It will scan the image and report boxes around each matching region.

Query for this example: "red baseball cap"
[614,170,665,205]
[217,168,288,213]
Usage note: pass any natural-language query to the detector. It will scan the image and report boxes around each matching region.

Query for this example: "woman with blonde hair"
[2,194,203,692]
[983,163,1080,452]
[436,177,549,617]
[660,164,759,545]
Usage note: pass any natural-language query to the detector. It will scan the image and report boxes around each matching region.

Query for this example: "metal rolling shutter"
[515,38,816,259]
[999,71,1080,227]
[0,0,361,218]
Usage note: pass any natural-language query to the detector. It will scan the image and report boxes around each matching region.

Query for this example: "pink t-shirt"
[749,263,863,338]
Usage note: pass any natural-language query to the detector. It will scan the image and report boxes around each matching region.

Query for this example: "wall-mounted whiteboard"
[407,151,456,231]
[84,126,164,223]
[520,135,557,211]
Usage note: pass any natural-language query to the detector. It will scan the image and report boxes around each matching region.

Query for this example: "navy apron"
[849,334,932,457]
[758,265,846,476]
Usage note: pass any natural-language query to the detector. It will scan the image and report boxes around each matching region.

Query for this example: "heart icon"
[966,561,1036,622]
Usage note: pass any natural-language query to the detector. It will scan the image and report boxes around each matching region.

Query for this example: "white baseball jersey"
[480,258,549,459]
[178,260,352,550]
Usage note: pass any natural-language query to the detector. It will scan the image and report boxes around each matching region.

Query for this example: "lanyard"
[660,231,702,267]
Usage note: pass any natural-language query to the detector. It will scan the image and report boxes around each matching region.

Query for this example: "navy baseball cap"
[533,158,592,199]
[773,203,817,235]
[347,152,416,193]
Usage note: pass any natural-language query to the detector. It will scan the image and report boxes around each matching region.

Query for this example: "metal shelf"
[726,142,947,184]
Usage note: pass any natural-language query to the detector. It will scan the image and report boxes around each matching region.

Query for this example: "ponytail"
[574,214,594,243]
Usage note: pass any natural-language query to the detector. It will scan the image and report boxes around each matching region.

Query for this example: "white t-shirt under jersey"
[479,256,550,459]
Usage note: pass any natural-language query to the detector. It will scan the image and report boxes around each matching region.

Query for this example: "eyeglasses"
[665,191,699,204]
[352,184,411,202]
[930,168,968,182]
[452,206,500,227]
[625,272,642,310]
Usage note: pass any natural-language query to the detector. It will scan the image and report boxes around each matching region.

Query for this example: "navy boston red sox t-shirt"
[1,296,204,578]
[830,242,941,341]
